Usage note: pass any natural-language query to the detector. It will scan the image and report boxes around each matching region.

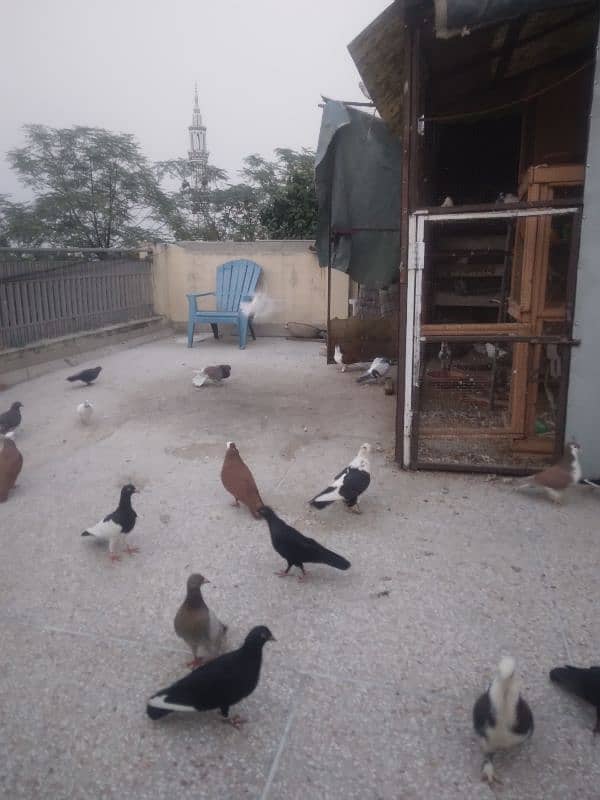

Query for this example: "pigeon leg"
[297,565,309,582]
[221,713,246,729]
[231,498,240,507]
[275,563,293,578]
[186,657,205,669]
[481,756,501,786]
[124,545,140,555]
[109,537,121,563]
[545,487,563,504]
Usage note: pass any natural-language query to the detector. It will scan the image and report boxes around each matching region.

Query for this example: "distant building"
[188,84,209,219]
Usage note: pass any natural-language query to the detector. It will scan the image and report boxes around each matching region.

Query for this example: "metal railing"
[0,249,154,349]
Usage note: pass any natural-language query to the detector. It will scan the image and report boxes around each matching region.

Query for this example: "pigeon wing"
[82,511,123,539]
[533,464,572,490]
[338,467,370,502]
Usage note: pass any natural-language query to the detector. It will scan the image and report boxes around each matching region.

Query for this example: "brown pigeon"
[516,442,582,504]
[0,435,23,502]
[174,573,228,669]
[220,441,264,519]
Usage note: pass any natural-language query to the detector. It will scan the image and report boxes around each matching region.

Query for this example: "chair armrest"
[187,292,216,313]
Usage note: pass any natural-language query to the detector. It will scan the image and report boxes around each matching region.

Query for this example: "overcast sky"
[0,0,389,200]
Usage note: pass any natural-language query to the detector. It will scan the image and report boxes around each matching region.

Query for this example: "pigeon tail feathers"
[315,546,351,571]
[309,498,335,510]
[490,656,519,714]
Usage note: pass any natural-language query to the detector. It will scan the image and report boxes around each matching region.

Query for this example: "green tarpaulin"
[315,100,402,289]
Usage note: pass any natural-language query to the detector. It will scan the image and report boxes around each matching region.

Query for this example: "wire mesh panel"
[414,338,569,470]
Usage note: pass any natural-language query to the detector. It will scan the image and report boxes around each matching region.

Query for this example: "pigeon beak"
[268,634,276,642]
[203,579,211,584]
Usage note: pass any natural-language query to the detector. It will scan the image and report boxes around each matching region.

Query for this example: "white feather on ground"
[77,401,94,425]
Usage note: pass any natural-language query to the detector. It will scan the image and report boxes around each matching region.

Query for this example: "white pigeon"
[356,357,391,384]
[239,292,276,320]
[77,401,94,425]
[334,345,346,372]
[309,443,372,514]
[472,657,534,785]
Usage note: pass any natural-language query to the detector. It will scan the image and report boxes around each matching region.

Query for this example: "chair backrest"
[215,260,262,312]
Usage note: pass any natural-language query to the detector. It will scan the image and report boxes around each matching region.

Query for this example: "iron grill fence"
[0,253,154,349]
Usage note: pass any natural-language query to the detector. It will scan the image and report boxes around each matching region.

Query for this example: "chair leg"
[248,318,257,341]
[187,319,195,348]
[239,319,248,350]
[210,323,219,340]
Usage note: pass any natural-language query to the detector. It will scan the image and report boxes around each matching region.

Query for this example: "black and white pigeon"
[81,483,139,562]
[309,443,371,514]
[550,665,600,733]
[356,357,391,384]
[473,657,534,785]
[67,366,102,385]
[147,625,275,727]
[0,402,23,435]
[257,505,350,580]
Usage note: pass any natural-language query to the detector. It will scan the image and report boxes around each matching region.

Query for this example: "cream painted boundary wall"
[151,240,350,335]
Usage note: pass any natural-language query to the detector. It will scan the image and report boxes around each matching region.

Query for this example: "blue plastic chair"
[186,259,262,349]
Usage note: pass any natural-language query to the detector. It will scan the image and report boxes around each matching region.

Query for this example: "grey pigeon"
[174,573,228,669]
[147,625,275,727]
[473,657,534,785]
[0,402,23,435]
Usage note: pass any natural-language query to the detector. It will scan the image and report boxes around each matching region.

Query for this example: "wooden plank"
[420,322,531,337]
[433,292,500,307]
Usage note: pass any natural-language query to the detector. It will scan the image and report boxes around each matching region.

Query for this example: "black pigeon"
[550,665,600,733]
[257,506,350,579]
[0,402,22,435]
[81,483,138,562]
[67,366,102,385]
[147,625,275,726]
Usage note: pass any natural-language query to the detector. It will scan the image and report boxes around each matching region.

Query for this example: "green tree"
[6,125,176,248]
[241,148,317,239]
[155,158,228,240]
